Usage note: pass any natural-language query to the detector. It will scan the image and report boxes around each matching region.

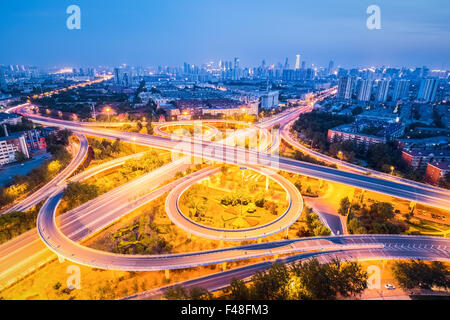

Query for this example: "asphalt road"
[125,242,449,300]
[1,133,89,215]
[17,110,450,212]
[165,165,303,241]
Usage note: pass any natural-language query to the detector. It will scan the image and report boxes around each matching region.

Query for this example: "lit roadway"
[0,122,268,289]
[126,238,449,300]
[165,165,303,241]
[0,133,89,215]
[2,88,449,295]
[280,117,450,195]
[0,157,190,290]
[15,109,450,212]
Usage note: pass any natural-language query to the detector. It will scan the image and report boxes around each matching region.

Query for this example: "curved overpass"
[127,243,450,300]
[1,133,89,215]
[153,122,219,141]
[280,117,449,195]
[15,110,450,211]
[0,155,189,290]
[165,165,303,241]
[37,183,450,271]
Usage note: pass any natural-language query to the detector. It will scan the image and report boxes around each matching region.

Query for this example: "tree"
[369,202,395,220]
[347,218,367,234]
[338,197,351,216]
[188,287,213,300]
[290,258,367,300]
[250,263,290,300]
[438,172,450,190]
[227,278,250,300]
[392,260,450,290]
[164,285,188,300]
[14,151,27,163]
[63,181,99,211]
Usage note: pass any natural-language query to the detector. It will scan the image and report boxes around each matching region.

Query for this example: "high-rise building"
[327,60,334,75]
[295,54,301,70]
[376,79,390,102]
[260,91,280,110]
[418,78,439,102]
[357,79,373,102]
[114,68,121,85]
[392,79,410,102]
[337,76,355,100]
[0,133,30,165]
[234,57,240,69]
[0,68,7,91]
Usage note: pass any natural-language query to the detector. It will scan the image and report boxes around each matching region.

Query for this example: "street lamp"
[390,166,395,175]
[105,107,111,125]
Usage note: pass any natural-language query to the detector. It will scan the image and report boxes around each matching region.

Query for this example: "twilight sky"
[0,0,449,68]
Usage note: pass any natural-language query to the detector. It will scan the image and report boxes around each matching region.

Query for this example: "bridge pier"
[409,201,416,214]
[165,269,170,281]
[221,262,227,271]
[266,176,269,191]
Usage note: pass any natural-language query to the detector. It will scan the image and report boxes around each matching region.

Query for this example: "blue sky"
[0,0,449,68]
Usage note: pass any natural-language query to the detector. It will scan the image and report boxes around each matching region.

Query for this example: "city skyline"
[1,0,449,68]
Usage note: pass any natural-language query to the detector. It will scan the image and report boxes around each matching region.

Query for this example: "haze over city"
[1,0,449,68]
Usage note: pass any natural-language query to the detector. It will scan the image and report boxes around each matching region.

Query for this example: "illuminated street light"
[105,107,111,126]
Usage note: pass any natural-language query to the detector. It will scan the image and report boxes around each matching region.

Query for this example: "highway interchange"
[1,88,449,297]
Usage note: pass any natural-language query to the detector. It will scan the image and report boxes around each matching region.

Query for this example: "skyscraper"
[376,79,390,103]
[357,79,373,102]
[0,68,7,91]
[234,57,240,69]
[295,54,300,70]
[114,67,121,85]
[327,60,334,75]
[337,76,355,100]
[418,78,439,102]
[392,79,410,102]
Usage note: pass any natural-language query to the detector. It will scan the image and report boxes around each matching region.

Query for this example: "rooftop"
[429,161,450,171]
[402,149,450,157]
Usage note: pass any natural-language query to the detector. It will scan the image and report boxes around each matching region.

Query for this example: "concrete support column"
[165,269,170,281]
[221,262,227,271]
[409,201,416,214]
